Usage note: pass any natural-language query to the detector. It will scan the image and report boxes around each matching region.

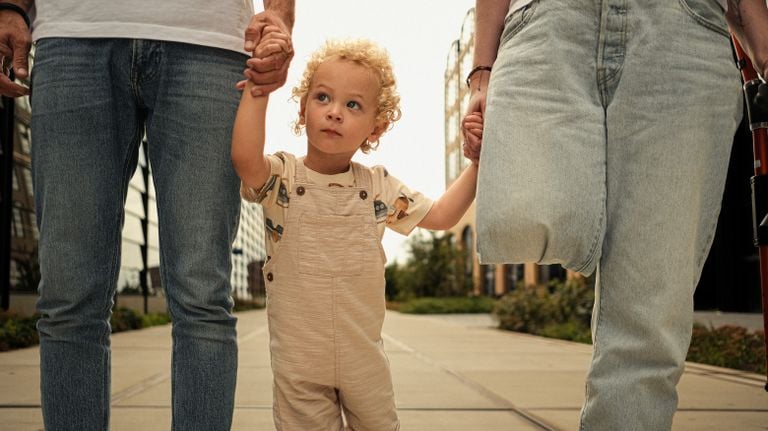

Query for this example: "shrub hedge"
[492,278,766,374]
[397,296,496,314]
[0,308,172,352]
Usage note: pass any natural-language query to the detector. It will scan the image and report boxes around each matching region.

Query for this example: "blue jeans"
[478,0,742,429]
[31,38,245,430]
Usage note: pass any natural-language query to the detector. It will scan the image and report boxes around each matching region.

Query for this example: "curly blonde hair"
[292,39,402,153]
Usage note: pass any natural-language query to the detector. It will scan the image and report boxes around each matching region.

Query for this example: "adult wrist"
[0,2,31,29]
[466,65,492,88]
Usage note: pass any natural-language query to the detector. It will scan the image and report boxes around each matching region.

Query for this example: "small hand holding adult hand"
[0,9,31,97]
[238,11,293,96]
[462,111,484,164]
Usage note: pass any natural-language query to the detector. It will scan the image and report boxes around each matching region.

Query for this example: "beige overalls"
[263,157,400,431]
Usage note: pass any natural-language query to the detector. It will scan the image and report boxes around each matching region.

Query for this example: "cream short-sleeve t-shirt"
[241,152,434,257]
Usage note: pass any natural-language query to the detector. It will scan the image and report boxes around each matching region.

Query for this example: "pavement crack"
[111,372,170,404]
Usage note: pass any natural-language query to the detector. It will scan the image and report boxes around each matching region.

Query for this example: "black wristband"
[465,65,492,88]
[0,3,31,29]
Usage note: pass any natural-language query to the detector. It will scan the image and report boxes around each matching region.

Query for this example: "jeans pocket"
[678,0,729,37]
[500,0,541,45]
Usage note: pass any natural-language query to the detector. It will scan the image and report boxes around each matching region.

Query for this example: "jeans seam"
[572,185,605,274]
[579,269,603,431]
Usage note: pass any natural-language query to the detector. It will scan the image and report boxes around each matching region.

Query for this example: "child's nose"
[326,106,342,122]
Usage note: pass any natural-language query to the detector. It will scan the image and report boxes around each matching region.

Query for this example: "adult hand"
[726,0,768,79]
[240,11,293,96]
[0,9,31,97]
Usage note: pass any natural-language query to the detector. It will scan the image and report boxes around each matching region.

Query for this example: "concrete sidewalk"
[0,310,766,430]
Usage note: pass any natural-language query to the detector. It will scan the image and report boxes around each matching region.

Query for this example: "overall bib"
[263,157,400,430]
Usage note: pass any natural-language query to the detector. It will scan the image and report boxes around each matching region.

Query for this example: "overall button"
[266,272,274,282]
[359,190,368,200]
[296,186,305,196]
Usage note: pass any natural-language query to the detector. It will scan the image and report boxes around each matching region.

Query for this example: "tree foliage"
[385,230,469,300]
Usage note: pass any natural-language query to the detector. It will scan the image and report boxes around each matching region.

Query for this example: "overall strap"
[351,162,373,191]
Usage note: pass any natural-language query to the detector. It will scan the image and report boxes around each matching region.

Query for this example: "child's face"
[300,59,385,159]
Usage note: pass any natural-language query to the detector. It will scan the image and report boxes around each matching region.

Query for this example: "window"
[22,167,33,196]
[12,207,23,238]
[16,124,31,155]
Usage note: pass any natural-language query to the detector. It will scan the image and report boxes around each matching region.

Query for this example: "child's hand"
[237,25,294,96]
[462,111,483,164]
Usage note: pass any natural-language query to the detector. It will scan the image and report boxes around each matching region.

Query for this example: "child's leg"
[338,360,399,431]
[272,374,344,431]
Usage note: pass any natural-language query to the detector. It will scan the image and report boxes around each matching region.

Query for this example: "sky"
[257,0,477,263]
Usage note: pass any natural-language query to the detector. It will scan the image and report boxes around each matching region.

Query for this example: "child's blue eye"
[346,101,360,110]
[316,93,329,102]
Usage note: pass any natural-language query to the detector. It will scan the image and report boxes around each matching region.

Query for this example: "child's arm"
[232,29,290,190]
[231,84,271,191]
[417,163,478,230]
[417,111,484,230]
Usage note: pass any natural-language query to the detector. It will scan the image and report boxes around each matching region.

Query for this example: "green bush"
[398,296,496,314]
[539,321,592,344]
[140,312,172,328]
[492,278,594,343]
[386,230,469,301]
[687,324,766,375]
[110,308,143,333]
[0,308,172,351]
[0,313,40,351]
[233,297,266,312]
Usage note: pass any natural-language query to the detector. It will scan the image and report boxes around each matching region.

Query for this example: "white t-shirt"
[31,0,260,54]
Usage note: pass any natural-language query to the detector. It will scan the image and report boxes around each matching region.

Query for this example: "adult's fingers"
[244,67,286,85]
[0,73,28,97]
[244,11,291,52]
[253,38,291,59]
[247,50,293,74]
[11,33,31,78]
[244,15,268,51]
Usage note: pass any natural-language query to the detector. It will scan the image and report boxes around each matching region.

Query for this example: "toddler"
[232,34,483,430]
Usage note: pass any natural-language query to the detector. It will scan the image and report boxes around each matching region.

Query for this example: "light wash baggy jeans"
[477,0,742,429]
[31,38,245,431]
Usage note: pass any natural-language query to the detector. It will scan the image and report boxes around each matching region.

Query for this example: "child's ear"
[368,121,389,143]
[298,98,307,125]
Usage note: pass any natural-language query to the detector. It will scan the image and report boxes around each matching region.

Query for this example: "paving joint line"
[382,332,562,431]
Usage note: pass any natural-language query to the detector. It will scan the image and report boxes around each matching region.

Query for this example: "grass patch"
[397,296,496,314]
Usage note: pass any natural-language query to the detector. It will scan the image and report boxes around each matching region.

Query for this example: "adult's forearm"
[473,0,507,68]
[264,0,295,31]
[727,0,768,76]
